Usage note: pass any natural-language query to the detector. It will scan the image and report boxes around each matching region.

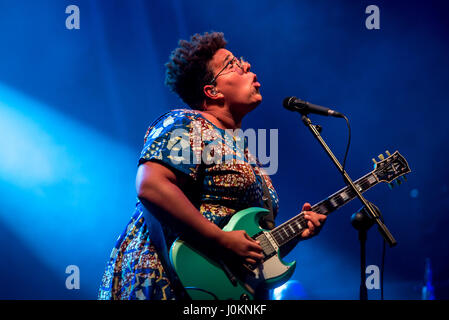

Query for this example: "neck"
[202,105,243,130]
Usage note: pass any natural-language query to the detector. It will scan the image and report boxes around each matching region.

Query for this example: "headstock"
[371,150,411,188]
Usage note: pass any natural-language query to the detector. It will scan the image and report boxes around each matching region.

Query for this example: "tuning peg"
[385,150,391,156]
[378,154,385,161]
[401,175,407,182]
[388,183,395,190]
[372,158,377,165]
[396,179,402,185]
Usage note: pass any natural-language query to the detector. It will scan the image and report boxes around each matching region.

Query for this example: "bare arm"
[136,161,263,264]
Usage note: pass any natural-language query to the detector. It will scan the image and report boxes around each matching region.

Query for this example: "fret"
[340,191,349,201]
[288,224,295,234]
[281,227,289,239]
[292,219,303,233]
[272,215,308,246]
[278,228,286,241]
[313,173,378,216]
[270,172,380,248]
[329,197,338,208]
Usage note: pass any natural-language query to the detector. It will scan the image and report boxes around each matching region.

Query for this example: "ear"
[203,85,221,99]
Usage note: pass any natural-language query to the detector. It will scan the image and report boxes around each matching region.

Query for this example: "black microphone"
[283,96,344,118]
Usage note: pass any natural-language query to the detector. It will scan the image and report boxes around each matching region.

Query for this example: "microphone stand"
[351,203,377,300]
[300,114,397,299]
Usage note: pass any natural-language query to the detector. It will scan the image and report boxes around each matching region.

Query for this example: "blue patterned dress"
[98,109,279,300]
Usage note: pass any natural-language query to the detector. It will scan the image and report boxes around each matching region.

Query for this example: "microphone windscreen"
[283,96,296,110]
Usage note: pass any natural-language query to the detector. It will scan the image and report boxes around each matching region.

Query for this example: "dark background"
[0,0,447,299]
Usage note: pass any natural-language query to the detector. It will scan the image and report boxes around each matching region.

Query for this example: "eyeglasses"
[208,56,248,85]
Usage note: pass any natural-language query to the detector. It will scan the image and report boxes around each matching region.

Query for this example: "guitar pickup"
[253,232,276,258]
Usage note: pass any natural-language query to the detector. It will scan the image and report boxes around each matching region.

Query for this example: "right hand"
[218,230,264,265]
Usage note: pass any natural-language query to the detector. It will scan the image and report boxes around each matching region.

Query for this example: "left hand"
[300,202,327,239]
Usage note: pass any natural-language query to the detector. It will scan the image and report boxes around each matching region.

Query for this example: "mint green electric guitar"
[169,151,410,300]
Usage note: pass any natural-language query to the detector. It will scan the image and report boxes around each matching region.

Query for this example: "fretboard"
[269,172,379,247]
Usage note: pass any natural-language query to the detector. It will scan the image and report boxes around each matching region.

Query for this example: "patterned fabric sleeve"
[139,110,203,181]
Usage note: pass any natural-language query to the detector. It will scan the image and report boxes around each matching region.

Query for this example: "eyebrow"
[221,54,232,67]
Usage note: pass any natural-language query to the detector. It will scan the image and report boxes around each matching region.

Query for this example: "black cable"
[341,114,351,175]
[184,287,219,300]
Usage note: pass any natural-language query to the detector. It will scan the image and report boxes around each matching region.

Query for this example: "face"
[207,48,262,114]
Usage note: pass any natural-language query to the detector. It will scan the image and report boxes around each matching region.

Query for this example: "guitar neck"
[269,172,380,247]
[312,172,379,215]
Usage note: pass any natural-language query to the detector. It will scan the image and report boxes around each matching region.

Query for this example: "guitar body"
[169,207,296,300]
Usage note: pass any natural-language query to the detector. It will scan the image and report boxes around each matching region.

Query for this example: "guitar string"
[268,165,404,244]
[269,174,377,245]
[270,169,400,244]
[270,174,373,233]
[269,176,373,244]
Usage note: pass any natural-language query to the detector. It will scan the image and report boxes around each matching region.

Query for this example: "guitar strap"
[259,174,275,230]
